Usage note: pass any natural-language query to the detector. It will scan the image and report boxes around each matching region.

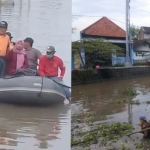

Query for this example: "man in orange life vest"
[0,21,10,77]
[38,46,71,103]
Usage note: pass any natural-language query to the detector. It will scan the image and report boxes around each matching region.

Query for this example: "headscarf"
[13,40,26,70]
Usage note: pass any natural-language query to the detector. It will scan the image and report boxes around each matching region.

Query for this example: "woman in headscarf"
[5,40,28,75]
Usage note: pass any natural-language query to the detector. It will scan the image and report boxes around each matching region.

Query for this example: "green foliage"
[130,24,140,40]
[72,38,124,66]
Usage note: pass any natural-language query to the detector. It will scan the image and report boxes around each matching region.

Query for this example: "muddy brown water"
[72,77,150,150]
[0,0,71,149]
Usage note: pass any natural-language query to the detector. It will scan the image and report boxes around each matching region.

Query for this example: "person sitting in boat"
[0,21,11,77]
[138,116,150,138]
[6,32,15,49]
[38,46,71,103]
[23,37,42,70]
[5,40,28,75]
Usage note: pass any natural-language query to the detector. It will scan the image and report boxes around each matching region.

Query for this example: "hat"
[6,32,13,38]
[139,116,147,122]
[0,21,8,28]
[24,37,34,45]
[46,46,56,53]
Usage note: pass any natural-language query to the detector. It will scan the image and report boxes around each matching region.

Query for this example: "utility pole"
[125,0,132,67]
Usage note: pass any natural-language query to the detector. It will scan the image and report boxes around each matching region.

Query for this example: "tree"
[72,39,124,68]
[130,24,140,40]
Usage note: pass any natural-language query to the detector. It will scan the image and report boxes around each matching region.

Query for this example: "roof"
[142,26,150,34]
[133,39,150,48]
[81,17,126,38]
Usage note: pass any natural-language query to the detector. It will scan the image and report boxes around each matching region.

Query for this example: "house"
[75,17,133,68]
[133,39,150,64]
[81,16,126,42]
[139,26,150,40]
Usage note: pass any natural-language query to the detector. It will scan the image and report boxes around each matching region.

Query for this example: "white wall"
[135,44,150,52]
[144,33,150,39]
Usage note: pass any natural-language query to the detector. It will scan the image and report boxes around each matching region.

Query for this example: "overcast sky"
[72,0,150,41]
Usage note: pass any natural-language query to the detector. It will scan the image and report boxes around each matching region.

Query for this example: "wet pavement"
[72,77,150,150]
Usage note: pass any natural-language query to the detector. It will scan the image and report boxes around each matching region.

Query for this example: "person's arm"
[5,50,12,61]
[58,58,66,78]
[37,50,42,59]
[21,54,28,68]
[38,57,45,76]
[6,38,11,53]
[36,50,42,66]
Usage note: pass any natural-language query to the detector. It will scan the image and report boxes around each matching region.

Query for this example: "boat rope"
[37,76,44,97]
[46,77,71,88]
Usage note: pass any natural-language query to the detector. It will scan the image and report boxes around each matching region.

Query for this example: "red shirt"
[38,55,66,77]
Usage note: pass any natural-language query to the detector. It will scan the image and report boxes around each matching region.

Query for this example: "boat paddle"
[126,127,150,137]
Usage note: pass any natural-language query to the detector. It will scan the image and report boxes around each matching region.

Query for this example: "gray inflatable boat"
[0,75,66,105]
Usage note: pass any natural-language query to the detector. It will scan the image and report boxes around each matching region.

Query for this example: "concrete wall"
[112,47,134,66]
[72,48,86,69]
[112,56,126,66]
[72,66,150,85]
[74,52,82,69]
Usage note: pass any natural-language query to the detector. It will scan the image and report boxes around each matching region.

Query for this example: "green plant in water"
[130,100,140,105]
[146,100,150,104]
[134,142,143,149]
[71,122,133,147]
[123,88,137,96]
[120,144,131,150]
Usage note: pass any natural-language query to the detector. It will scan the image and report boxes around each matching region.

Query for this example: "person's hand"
[58,76,63,81]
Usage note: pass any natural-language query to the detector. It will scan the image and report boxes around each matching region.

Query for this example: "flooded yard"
[71,77,150,150]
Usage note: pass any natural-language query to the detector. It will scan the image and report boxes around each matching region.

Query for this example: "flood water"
[72,77,150,149]
[0,0,71,149]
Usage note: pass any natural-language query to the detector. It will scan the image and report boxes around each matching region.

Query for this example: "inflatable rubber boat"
[0,75,66,105]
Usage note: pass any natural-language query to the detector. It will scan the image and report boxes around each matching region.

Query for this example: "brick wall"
[139,28,144,40]
[72,66,150,85]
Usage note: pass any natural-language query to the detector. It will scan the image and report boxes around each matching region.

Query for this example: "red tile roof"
[81,17,126,38]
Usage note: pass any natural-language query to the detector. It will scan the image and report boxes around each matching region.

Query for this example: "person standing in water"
[138,116,150,138]
[0,21,10,77]
[38,46,71,103]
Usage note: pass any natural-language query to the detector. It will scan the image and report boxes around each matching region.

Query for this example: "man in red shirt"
[38,46,71,103]
[38,46,65,79]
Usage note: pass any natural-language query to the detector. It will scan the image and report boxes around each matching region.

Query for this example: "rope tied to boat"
[37,76,44,97]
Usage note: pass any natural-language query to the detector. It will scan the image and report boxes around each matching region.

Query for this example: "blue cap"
[139,116,147,121]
